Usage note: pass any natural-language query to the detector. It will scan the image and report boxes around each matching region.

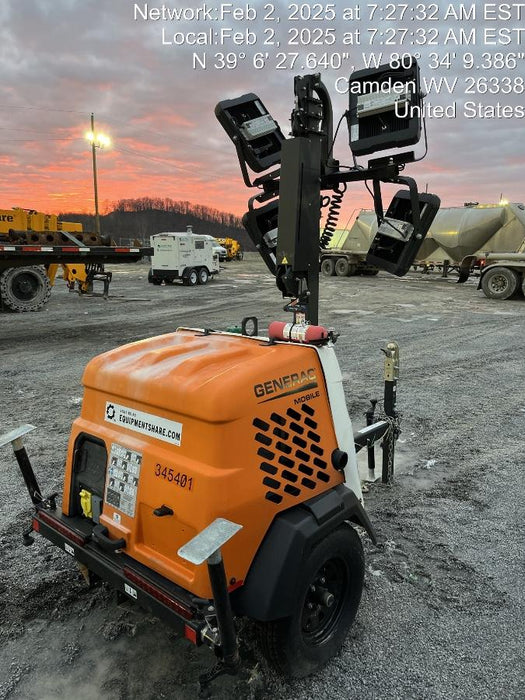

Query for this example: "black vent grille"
[253,404,329,504]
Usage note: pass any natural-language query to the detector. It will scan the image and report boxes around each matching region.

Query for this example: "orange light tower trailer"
[3,59,439,691]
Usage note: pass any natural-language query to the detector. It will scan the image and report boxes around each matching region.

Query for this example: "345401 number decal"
[154,463,193,490]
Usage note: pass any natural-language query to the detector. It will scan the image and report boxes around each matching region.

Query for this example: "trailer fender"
[457,255,477,284]
[230,485,376,622]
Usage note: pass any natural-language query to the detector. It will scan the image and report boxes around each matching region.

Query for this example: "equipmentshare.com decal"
[105,402,183,446]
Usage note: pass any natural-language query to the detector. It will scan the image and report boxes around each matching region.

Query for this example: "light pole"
[86,114,110,236]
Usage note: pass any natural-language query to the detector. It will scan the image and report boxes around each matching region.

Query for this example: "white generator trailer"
[149,231,220,286]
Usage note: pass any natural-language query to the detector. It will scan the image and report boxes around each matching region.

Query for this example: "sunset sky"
[2,0,524,225]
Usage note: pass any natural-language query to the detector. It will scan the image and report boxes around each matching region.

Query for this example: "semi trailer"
[338,202,525,279]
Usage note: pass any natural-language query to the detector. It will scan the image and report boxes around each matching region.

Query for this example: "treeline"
[60,197,253,249]
[113,198,242,228]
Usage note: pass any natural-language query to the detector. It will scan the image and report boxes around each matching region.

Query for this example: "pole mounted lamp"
[85,114,111,236]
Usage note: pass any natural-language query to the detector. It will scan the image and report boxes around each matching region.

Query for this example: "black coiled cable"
[320,183,347,250]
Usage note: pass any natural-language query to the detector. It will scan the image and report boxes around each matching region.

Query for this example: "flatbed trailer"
[0,244,152,268]
[0,244,153,312]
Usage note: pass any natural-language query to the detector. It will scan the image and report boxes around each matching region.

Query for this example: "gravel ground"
[0,255,524,699]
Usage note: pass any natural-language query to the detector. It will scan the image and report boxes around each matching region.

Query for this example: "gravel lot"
[0,255,524,699]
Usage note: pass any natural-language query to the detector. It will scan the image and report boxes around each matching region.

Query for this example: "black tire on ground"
[256,525,364,679]
[481,266,519,300]
[184,268,198,286]
[0,266,52,312]
[362,268,379,276]
[148,270,161,286]
[320,258,336,277]
[334,258,350,277]
[197,267,209,285]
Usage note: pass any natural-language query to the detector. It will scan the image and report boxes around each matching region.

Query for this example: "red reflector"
[61,247,80,252]
[32,517,40,533]
[37,511,86,546]
[21,246,41,252]
[184,624,198,645]
[123,567,193,620]
[114,247,129,253]
[228,579,244,593]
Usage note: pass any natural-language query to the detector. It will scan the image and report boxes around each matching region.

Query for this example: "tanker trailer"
[320,215,380,277]
[331,203,525,279]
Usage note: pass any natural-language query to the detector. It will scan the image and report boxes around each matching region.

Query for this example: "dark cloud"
[1,0,523,214]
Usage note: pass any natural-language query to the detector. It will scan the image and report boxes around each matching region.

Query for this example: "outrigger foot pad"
[198,658,241,697]
[22,527,34,546]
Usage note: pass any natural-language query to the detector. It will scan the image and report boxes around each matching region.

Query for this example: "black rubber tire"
[197,267,209,285]
[184,268,198,287]
[481,266,519,300]
[148,270,162,286]
[362,268,379,276]
[256,525,364,679]
[0,266,51,312]
[334,258,350,277]
[320,258,336,277]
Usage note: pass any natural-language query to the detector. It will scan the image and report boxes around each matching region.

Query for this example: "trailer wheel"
[183,268,198,286]
[148,270,162,286]
[0,266,52,312]
[197,267,209,285]
[320,258,335,276]
[481,266,519,300]
[256,525,364,679]
[334,258,349,277]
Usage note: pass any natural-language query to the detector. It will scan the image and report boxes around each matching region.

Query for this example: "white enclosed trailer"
[149,231,220,286]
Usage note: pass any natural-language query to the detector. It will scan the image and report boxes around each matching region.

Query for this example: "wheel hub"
[301,558,346,645]
[490,275,508,292]
[13,272,39,300]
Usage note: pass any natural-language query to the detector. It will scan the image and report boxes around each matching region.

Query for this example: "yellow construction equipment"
[0,207,113,311]
[215,237,243,261]
[0,207,104,245]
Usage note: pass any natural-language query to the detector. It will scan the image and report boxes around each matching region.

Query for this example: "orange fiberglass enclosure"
[63,329,344,599]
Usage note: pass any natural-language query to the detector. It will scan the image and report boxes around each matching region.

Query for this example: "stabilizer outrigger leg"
[0,424,58,545]
[354,343,401,486]
[0,424,42,506]
[381,342,400,484]
[178,518,243,696]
